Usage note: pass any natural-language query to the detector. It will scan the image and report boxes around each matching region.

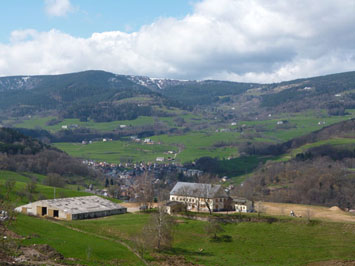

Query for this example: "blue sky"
[1,0,196,42]
[0,0,354,82]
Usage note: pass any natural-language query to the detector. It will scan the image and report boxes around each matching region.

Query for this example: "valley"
[0,70,354,265]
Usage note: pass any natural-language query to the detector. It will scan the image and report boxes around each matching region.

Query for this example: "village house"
[15,196,127,220]
[156,157,165,162]
[232,197,254,213]
[169,182,230,212]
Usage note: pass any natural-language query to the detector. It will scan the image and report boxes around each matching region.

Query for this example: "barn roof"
[170,182,228,198]
[18,196,125,215]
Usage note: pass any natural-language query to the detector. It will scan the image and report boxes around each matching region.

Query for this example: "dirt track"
[121,201,355,223]
[260,201,355,223]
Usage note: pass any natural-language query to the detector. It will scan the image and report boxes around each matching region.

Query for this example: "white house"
[232,197,254,213]
[169,182,230,212]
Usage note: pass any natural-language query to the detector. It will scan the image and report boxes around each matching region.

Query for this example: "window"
[53,210,59,218]
[41,207,47,216]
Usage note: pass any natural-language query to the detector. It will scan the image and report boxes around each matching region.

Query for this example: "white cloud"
[1,0,354,82]
[44,0,73,17]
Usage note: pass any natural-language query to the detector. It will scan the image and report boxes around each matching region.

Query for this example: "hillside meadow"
[9,212,355,266]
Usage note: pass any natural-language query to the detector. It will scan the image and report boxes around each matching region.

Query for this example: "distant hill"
[260,71,355,113]
[1,70,355,121]
[0,70,183,122]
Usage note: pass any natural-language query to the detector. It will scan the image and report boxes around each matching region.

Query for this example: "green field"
[11,214,144,266]
[0,171,91,205]
[151,132,240,163]
[13,113,210,133]
[54,140,178,163]
[14,115,155,132]
[278,138,355,162]
[0,170,46,183]
[236,110,354,142]
[59,213,355,265]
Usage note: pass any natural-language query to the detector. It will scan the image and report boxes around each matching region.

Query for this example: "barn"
[15,196,127,220]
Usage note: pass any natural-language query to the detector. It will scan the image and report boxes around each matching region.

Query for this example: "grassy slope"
[54,131,240,164]
[151,132,240,163]
[0,171,91,205]
[11,214,143,266]
[14,116,155,132]
[63,213,355,265]
[278,138,355,162]
[54,140,178,163]
[237,110,354,142]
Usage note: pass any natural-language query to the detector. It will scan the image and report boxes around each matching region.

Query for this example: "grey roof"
[170,182,228,198]
[30,196,125,214]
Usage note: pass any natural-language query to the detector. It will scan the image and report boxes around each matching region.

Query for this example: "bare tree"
[26,180,37,194]
[200,183,215,215]
[108,185,121,199]
[137,172,154,209]
[256,201,265,218]
[197,174,221,215]
[204,217,225,240]
[130,230,149,258]
[4,179,16,200]
[144,206,175,251]
[305,208,313,222]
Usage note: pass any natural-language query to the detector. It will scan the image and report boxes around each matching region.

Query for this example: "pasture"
[60,212,355,265]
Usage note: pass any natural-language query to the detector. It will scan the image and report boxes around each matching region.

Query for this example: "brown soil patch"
[330,206,342,211]
[260,202,355,223]
[308,260,355,266]
[152,253,199,266]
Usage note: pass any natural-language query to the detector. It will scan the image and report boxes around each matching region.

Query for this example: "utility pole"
[54,187,56,199]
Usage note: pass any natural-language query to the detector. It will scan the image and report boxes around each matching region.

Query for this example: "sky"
[0,0,354,82]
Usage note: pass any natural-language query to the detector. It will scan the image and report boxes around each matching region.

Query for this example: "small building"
[120,125,127,128]
[61,125,68,129]
[156,157,164,162]
[15,196,127,220]
[169,182,230,212]
[232,197,254,213]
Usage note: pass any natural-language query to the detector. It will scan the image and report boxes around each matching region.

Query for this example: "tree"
[204,217,225,240]
[26,180,37,194]
[256,201,265,218]
[4,179,16,200]
[43,173,65,188]
[137,173,154,209]
[196,174,221,215]
[144,206,175,251]
[130,230,150,258]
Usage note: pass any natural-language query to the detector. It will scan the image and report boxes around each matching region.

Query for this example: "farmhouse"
[169,182,230,212]
[15,196,127,220]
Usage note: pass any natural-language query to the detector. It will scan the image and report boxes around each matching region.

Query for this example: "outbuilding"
[15,196,127,220]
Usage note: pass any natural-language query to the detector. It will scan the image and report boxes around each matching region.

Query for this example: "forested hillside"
[0,128,98,180]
